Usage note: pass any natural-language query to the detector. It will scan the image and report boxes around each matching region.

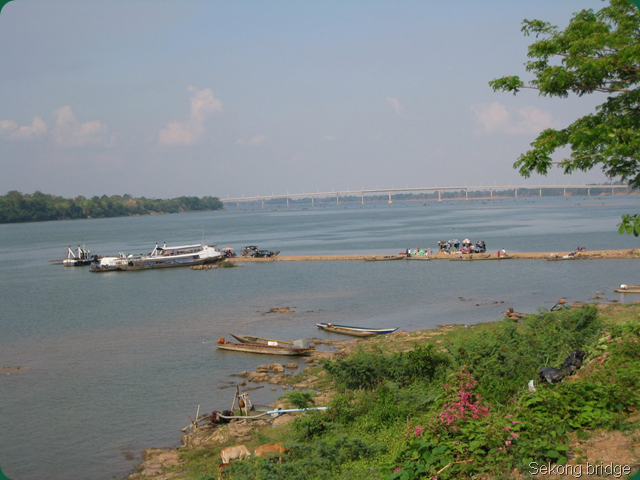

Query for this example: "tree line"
[0,191,224,224]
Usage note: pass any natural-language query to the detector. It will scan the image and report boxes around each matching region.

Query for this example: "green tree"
[489,0,640,235]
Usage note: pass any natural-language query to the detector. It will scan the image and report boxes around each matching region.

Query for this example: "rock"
[285,363,298,369]
[271,413,296,426]
[269,375,283,384]
[269,363,284,373]
[246,372,270,382]
[266,307,294,314]
[281,384,289,390]
[256,365,270,373]
[239,371,251,377]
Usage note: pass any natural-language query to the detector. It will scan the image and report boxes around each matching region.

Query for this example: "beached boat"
[215,340,313,356]
[364,255,405,262]
[91,243,224,272]
[406,256,431,261]
[316,323,398,337]
[448,254,493,261]
[614,284,640,293]
[230,333,315,349]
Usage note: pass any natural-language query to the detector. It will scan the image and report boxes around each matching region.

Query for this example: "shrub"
[322,344,449,391]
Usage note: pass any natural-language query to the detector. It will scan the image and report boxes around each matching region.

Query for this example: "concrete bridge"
[222,184,632,209]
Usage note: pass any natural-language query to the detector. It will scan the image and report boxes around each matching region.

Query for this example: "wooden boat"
[316,323,398,337]
[448,254,493,261]
[230,333,315,349]
[406,256,431,261]
[364,255,405,262]
[614,288,640,293]
[215,340,313,356]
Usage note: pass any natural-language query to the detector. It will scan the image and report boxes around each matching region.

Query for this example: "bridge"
[221,184,632,209]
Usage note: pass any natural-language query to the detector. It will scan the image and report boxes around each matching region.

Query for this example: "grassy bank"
[146,302,640,480]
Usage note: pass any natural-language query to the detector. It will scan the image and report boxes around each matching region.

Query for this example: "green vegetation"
[0,190,223,223]
[490,0,640,235]
[176,303,640,480]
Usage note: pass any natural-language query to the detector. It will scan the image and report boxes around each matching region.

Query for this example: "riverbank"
[125,300,640,480]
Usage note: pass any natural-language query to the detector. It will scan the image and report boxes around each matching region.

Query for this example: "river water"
[0,196,638,480]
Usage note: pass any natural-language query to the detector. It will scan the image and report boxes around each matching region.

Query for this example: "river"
[0,195,638,480]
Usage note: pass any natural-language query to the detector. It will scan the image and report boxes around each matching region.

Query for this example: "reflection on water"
[0,196,638,480]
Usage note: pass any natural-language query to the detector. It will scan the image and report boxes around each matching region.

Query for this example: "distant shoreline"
[229,249,640,262]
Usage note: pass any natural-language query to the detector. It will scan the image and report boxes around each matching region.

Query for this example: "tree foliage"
[490,0,640,235]
[0,190,223,223]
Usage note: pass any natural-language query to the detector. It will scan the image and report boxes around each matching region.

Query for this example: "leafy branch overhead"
[489,0,640,235]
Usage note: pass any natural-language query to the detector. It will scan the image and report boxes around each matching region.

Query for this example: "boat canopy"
[158,244,203,252]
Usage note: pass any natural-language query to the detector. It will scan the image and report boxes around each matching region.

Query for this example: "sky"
[0,0,616,200]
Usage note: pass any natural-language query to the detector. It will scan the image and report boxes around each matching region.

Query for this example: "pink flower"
[414,426,424,436]
[504,426,511,431]
[511,433,520,438]
[512,421,520,425]
[506,414,513,418]
[505,440,512,447]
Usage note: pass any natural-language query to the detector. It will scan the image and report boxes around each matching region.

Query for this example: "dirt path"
[229,249,640,262]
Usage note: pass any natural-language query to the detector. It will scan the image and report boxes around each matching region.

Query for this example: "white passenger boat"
[91,243,224,272]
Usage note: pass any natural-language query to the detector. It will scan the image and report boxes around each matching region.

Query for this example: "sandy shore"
[228,248,640,262]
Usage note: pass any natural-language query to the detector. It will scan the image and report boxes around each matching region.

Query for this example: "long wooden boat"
[614,288,640,293]
[406,256,431,261]
[364,255,405,262]
[448,254,494,261]
[230,333,315,349]
[316,323,398,337]
[215,340,313,356]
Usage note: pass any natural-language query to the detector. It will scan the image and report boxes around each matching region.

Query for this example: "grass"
[148,301,640,480]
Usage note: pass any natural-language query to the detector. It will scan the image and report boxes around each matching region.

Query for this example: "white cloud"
[236,134,266,146]
[159,86,223,147]
[52,106,108,147]
[0,116,47,140]
[471,102,559,135]
[386,97,403,114]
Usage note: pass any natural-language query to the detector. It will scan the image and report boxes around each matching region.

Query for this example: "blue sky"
[0,0,612,199]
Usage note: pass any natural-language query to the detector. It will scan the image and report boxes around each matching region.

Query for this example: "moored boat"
[316,323,398,337]
[364,255,405,262]
[215,339,313,356]
[91,243,224,272]
[406,256,431,261]
[230,333,315,349]
[63,243,96,267]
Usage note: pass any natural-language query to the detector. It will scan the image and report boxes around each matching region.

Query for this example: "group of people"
[406,247,432,256]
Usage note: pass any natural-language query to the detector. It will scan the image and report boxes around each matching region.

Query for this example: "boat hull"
[215,341,313,356]
[364,255,405,262]
[315,323,398,336]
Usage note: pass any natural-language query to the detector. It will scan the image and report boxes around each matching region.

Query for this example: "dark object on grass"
[538,349,586,384]
[210,409,234,424]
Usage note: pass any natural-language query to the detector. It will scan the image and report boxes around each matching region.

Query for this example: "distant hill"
[0,191,224,224]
